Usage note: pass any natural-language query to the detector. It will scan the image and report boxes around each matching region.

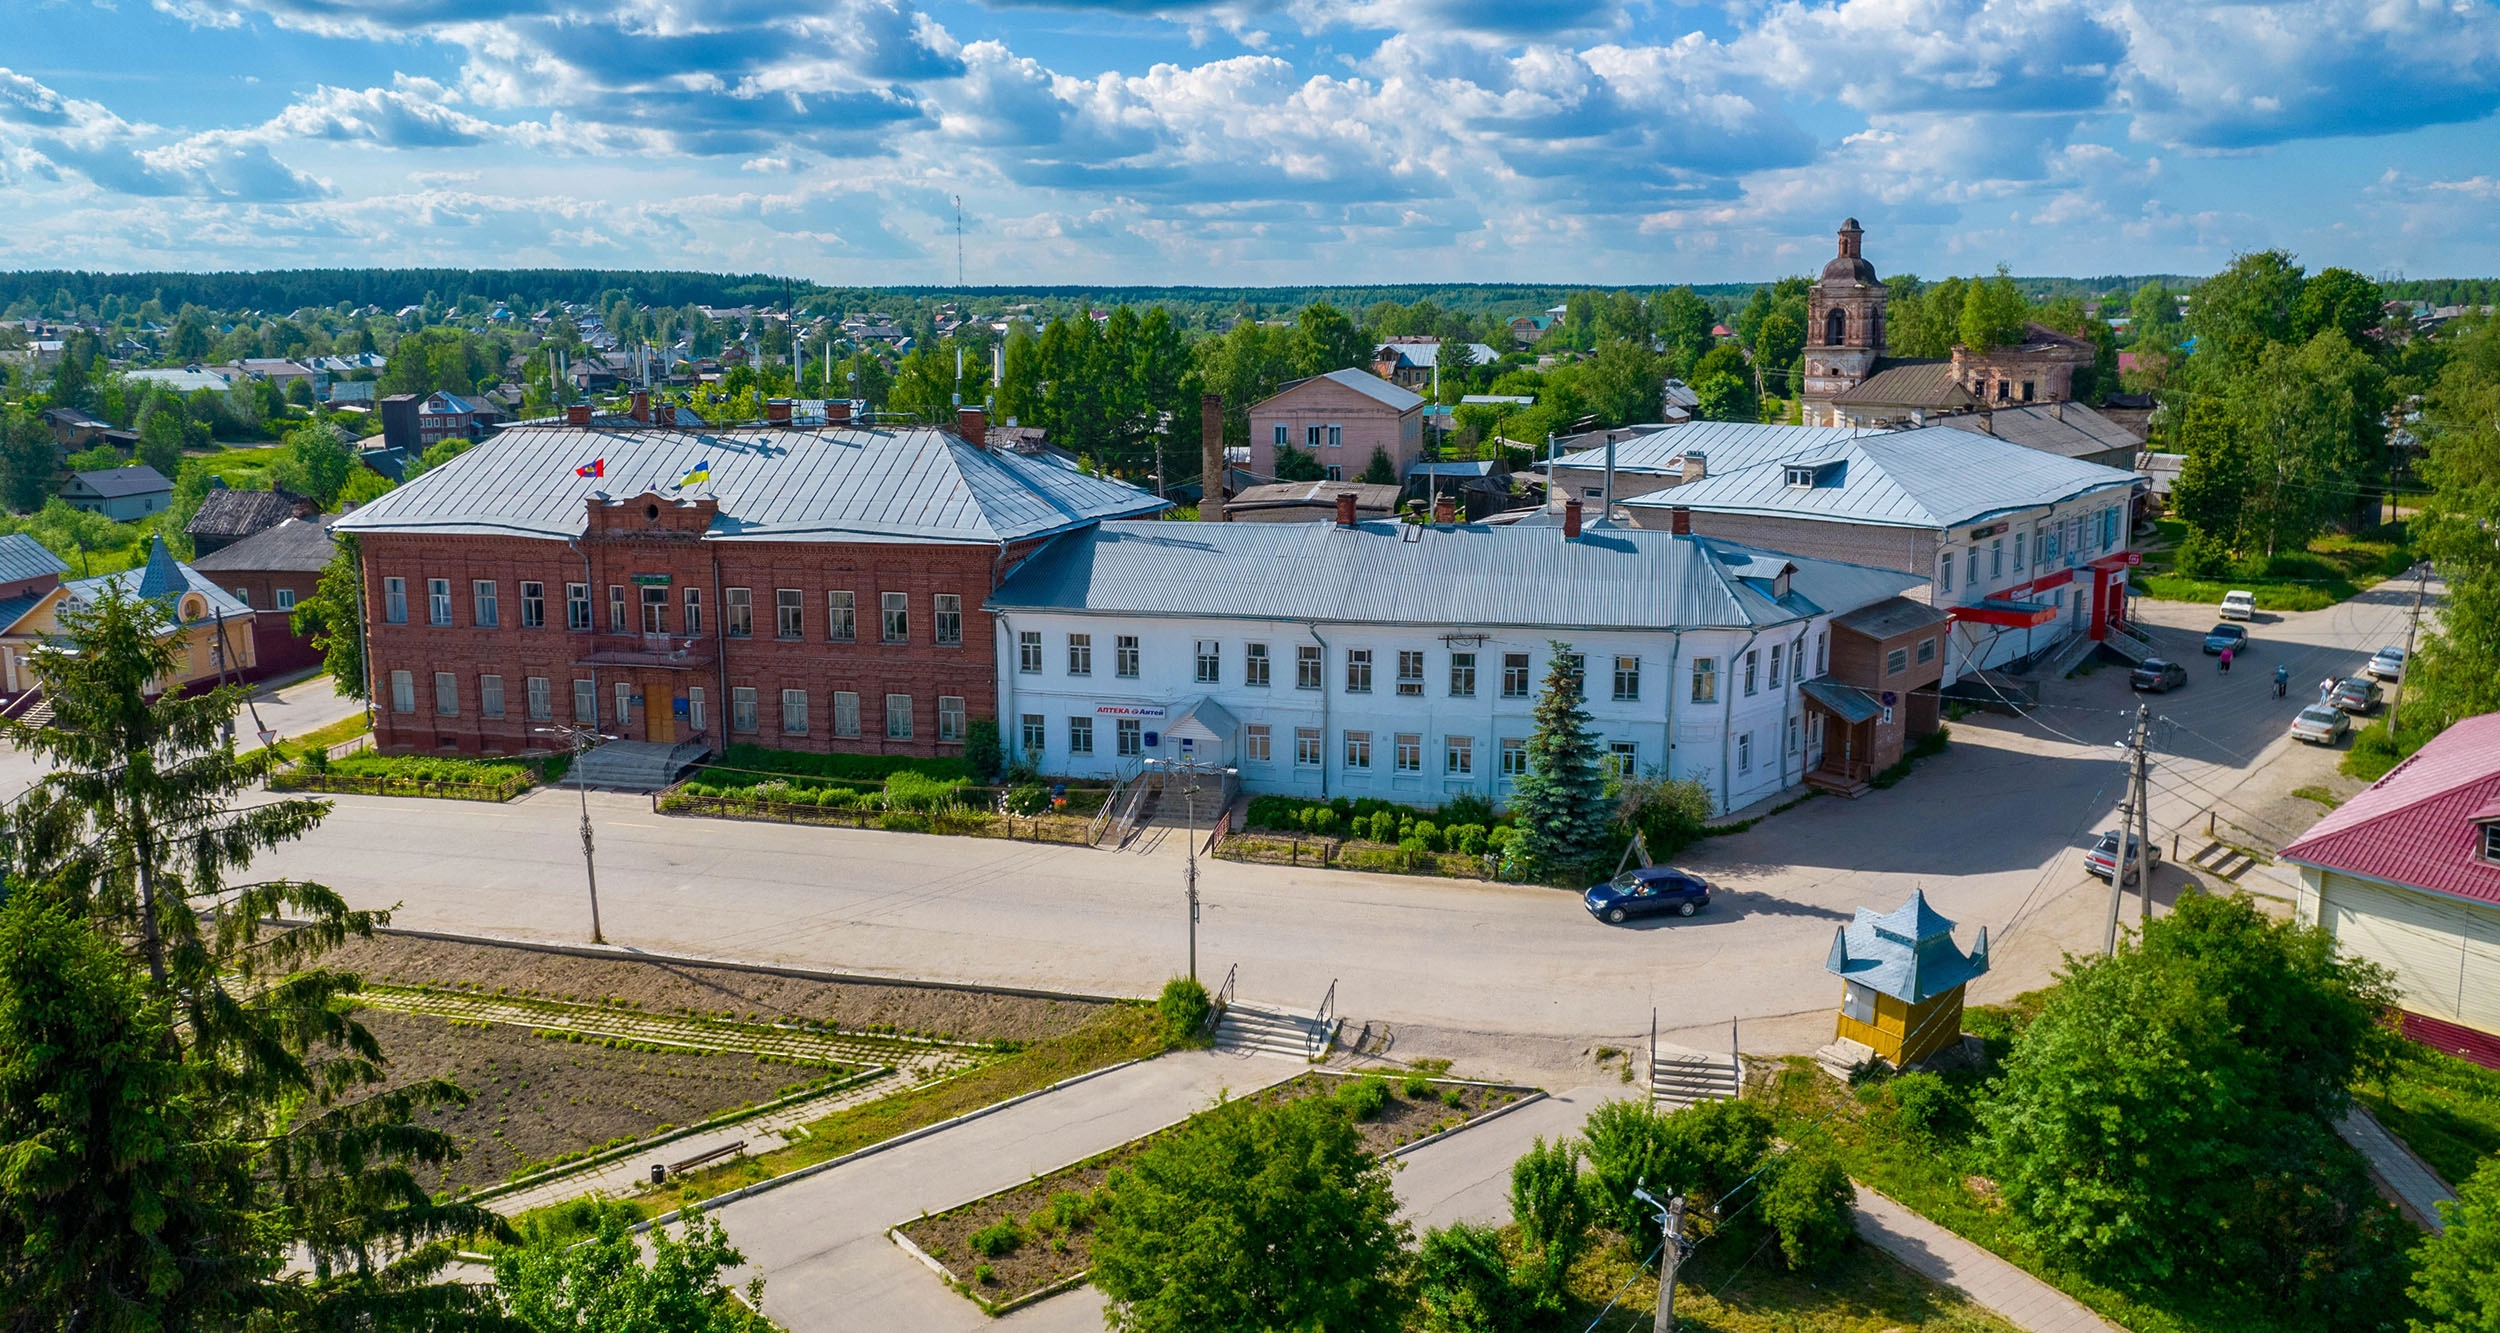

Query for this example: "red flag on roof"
[575,458,605,478]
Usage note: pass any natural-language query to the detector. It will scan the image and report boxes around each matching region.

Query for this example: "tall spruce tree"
[1508,640,1610,874]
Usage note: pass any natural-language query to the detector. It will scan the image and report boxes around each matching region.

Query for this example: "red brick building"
[334,408,1164,758]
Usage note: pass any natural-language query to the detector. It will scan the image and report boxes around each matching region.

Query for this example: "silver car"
[2292,704,2350,745]
[2366,646,2406,681]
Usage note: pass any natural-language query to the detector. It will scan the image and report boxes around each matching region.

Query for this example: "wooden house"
[1824,889,1989,1066]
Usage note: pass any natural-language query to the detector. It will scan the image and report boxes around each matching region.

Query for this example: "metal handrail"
[1310,978,1338,1058]
[1203,962,1236,1040]
[1086,762,1140,845]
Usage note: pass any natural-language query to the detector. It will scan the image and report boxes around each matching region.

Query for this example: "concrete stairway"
[1812,1036,1881,1084]
[1650,1044,1742,1109]
[1215,1002,1337,1061]
[572,739,709,792]
[2100,623,2160,665]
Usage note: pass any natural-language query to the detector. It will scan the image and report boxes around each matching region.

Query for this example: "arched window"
[1824,307,1847,346]
[179,593,206,622]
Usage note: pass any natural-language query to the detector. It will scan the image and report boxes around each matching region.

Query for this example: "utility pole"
[1633,1187,1686,1333]
[1146,755,1234,982]
[2106,704,2151,953]
[2134,703,2154,931]
[2388,563,2427,736]
[535,723,612,944]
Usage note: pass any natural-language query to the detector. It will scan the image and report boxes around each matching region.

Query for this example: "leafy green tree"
[1755,1144,1855,1271]
[1507,1135,1591,1288]
[1359,446,1397,485]
[1583,338,1665,427]
[1292,302,1368,379]
[1579,1096,1773,1248]
[2185,249,2306,378]
[2409,314,2500,732]
[1754,312,1804,398]
[1413,1222,1530,1333]
[2295,267,2387,347]
[2411,1158,2500,1333]
[338,464,396,508]
[1507,641,1609,876]
[2228,329,2390,549]
[886,344,958,424]
[293,535,369,701]
[1958,266,2030,352]
[1156,976,1211,1045]
[494,1207,768,1332]
[65,443,123,473]
[1092,1094,1407,1333]
[0,404,53,513]
[47,331,93,410]
[1273,444,1326,483]
[272,419,355,507]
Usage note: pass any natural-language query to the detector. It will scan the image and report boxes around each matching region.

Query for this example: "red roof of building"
[2280,712,2500,907]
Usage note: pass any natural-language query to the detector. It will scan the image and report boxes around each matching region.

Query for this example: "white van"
[2219,590,2256,621]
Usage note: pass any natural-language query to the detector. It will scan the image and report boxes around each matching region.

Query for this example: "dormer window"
[1785,460,1842,489]
[2483,821,2500,864]
[1785,466,1816,488]
[1772,568,1793,600]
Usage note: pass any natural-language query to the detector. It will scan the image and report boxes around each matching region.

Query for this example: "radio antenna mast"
[954,195,964,288]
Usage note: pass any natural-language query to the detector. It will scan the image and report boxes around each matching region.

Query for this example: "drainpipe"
[996,609,1019,766]
[1306,621,1331,799]
[1718,626,1762,816]
[353,536,375,739]
[1776,622,1805,793]
[709,548,729,751]
[1660,628,1682,783]
[571,535,599,736]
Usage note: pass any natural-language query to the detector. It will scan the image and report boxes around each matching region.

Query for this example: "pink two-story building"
[1246,369,1426,483]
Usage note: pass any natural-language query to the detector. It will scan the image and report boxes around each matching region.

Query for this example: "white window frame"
[1343,730,1372,769]
[834,690,861,738]
[434,671,459,716]
[1196,640,1221,684]
[574,678,597,724]
[428,578,452,626]
[886,693,914,739]
[384,576,407,624]
[480,673,504,719]
[1069,716,1094,755]
[939,695,966,742]
[827,590,856,642]
[1500,737,1527,776]
[1019,630,1043,673]
[1245,642,1271,687]
[1444,735,1473,775]
[731,686,757,732]
[1295,727,1322,767]
[472,579,499,628]
[274,587,297,611]
[1117,635,1141,679]
[1246,723,1272,763]
[389,669,414,713]
[934,593,963,647]
[527,676,552,721]
[1068,633,1093,676]
[1116,717,1142,757]
[776,588,805,640]
[781,688,808,735]
[881,591,908,644]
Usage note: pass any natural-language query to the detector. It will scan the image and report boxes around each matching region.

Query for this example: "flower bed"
[656,788,1098,843]
[1219,833,1497,880]
[893,1071,1532,1312]
[270,752,545,801]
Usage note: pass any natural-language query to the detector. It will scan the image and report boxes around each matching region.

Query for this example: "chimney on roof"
[1563,497,1583,540]
[826,399,852,426]
[1434,495,1458,525]
[2051,400,2065,422]
[1669,505,1692,536]
[1335,491,1358,528]
[1200,393,1225,523]
[1979,408,1994,436]
[565,403,592,426]
[956,406,987,447]
[1680,450,1706,484]
[630,389,650,423]
[767,398,794,426]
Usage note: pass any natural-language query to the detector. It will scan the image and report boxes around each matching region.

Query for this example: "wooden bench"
[663,1140,746,1177]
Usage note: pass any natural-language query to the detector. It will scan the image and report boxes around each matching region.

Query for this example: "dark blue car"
[1584,867,1711,924]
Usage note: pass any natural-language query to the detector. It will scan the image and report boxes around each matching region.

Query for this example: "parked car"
[2366,646,2407,681]
[2202,623,2248,655]
[2130,659,2188,693]
[2084,830,2163,884]
[2292,704,2351,745]
[2330,677,2383,714]
[1583,867,1711,924]
[2219,590,2257,620]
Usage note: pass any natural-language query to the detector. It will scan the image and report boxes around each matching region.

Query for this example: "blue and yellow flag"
[677,460,711,487]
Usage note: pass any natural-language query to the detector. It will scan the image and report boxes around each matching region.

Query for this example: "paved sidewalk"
[1853,1186,2119,1333]
[1392,1083,1631,1231]
[2336,1105,2458,1233]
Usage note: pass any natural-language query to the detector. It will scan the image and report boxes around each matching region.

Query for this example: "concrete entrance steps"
[12,696,53,728]
[2185,839,2258,882]
[1215,1002,1337,1061]
[573,739,709,792]
[2038,630,2103,680]
[1650,1044,1741,1110]
[1812,1036,1881,1084]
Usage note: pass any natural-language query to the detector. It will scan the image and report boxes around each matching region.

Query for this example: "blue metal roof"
[987,520,1921,633]
[334,421,1168,545]
[1548,421,1862,477]
[1623,425,2136,531]
[0,533,68,585]
[1825,889,1989,1004]
[64,536,249,624]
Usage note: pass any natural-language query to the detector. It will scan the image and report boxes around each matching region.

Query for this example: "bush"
[1615,773,1715,858]
[302,745,330,773]
[1403,1073,1433,1099]
[963,715,1002,781]
[1414,1222,1534,1333]
[1004,783,1050,816]
[2176,528,2233,578]
[968,1218,1024,1257]
[1507,1136,1591,1287]
[1450,824,1487,857]
[1336,1073,1392,1121]
[1887,1071,1966,1142]
[1756,1145,1855,1271]
[882,770,968,812]
[1047,1189,1095,1232]
[1581,1097,1774,1246]
[1157,976,1212,1046]
[714,743,968,783]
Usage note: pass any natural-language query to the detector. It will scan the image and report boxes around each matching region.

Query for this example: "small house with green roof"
[1825,889,1989,1066]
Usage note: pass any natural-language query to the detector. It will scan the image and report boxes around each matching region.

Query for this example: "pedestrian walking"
[2320,677,2336,703]
[2274,664,2289,698]
[2219,647,2233,674]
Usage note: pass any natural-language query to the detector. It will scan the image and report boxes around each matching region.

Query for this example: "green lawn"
[196,444,290,490]
[1557,1225,2018,1333]
[2134,523,2414,611]
[2356,1039,2500,1187]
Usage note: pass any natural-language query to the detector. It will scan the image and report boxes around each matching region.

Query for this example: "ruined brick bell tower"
[1802,218,1888,425]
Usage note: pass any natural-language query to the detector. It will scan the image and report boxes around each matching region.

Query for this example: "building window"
[527,676,552,721]
[1324,465,1343,482]
[1768,645,1783,691]
[684,587,703,636]
[1967,546,1980,587]
[1019,631,1042,673]
[1116,717,1142,757]
[1815,631,1828,675]
[574,678,597,724]
[473,580,499,628]
[615,683,632,727]
[780,688,808,735]
[827,590,856,642]
[1021,713,1046,754]
[1502,652,1531,698]
[886,693,914,739]
[2021,380,2035,402]
[429,578,452,626]
[1607,741,1639,776]
[1691,658,1717,703]
[1296,645,1323,690]
[229,586,251,609]
[384,577,408,624]
[935,594,963,647]
[1197,640,1221,684]
[1327,424,1342,449]
[1295,727,1322,766]
[1737,732,1752,773]
[688,687,706,733]
[1500,737,1527,776]
[882,591,908,643]
[725,588,752,637]
[939,696,966,743]
[1117,635,1141,679]
[641,585,667,634]
[1346,649,1373,693]
[1789,715,1801,754]
[479,674,505,719]
[2483,822,2500,863]
[607,585,625,632]
[1991,538,2004,578]
[1307,425,1323,449]
[1939,551,1953,594]
[1070,716,1095,755]
[731,687,757,732]
[389,669,414,713]
[2013,531,2026,569]
[1917,637,1936,665]
[275,587,297,611]
[434,671,459,716]
[1449,652,1476,697]
[567,582,590,630]
[1445,735,1473,775]
[1272,424,1288,447]
[1068,633,1093,676]
[1246,643,1271,687]
[1886,646,1908,675]
[834,691,861,738]
[1612,655,1640,701]
[1842,980,1877,1024]
[520,581,543,628]
[776,589,804,640]
[1247,724,1272,763]
[1395,733,1422,773]
[1344,730,1372,769]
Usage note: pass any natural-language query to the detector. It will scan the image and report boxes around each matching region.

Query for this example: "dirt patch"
[897,1071,1531,1309]
[360,1008,837,1192]
[321,932,1107,1043]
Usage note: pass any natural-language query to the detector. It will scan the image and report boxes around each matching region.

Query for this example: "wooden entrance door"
[644,672,675,744]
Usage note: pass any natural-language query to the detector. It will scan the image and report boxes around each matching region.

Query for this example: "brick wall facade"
[1247,377,1423,482]
[361,492,1035,757]
[209,568,322,676]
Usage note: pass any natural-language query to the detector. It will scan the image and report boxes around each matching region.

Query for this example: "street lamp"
[534,722,616,944]
[1143,754,1237,982]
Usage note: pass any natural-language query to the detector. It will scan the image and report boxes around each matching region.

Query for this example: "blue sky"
[7,0,2499,285]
